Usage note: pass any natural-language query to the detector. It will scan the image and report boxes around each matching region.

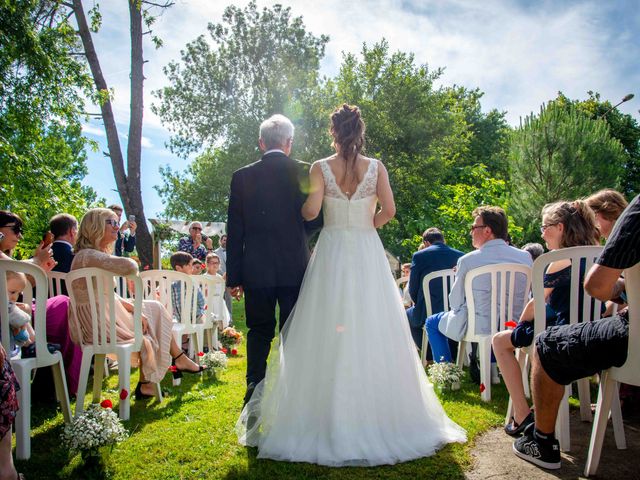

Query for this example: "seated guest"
[0,210,82,396]
[178,221,213,262]
[70,209,205,400]
[50,213,78,274]
[513,194,639,470]
[406,228,464,350]
[425,207,532,363]
[585,188,628,240]
[108,205,137,257]
[169,251,205,323]
[5,271,35,351]
[399,263,412,307]
[191,258,204,275]
[204,252,223,278]
[493,201,599,436]
[521,242,544,262]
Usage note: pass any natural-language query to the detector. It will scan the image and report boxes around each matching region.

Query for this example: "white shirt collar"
[263,149,285,156]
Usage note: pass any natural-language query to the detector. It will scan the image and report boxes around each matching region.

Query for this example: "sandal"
[134,381,154,400]
[505,410,535,437]
[171,351,206,379]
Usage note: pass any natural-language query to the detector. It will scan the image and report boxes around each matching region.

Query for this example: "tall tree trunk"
[72,0,153,267]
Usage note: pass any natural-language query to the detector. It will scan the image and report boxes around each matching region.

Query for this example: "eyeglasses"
[470,224,488,231]
[540,223,558,233]
[1,224,23,235]
[105,219,119,227]
[191,227,202,231]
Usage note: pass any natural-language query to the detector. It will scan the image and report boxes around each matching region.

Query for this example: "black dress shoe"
[505,410,535,437]
[243,382,256,407]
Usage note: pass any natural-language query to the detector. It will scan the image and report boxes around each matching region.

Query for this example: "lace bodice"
[319,159,378,229]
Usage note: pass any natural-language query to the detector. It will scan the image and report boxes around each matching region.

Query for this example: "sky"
[78,0,640,218]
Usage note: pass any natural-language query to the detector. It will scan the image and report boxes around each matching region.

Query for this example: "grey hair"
[259,114,294,149]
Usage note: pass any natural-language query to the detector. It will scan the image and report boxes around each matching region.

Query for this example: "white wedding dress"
[236,158,466,466]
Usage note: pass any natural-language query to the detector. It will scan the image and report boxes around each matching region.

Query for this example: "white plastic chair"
[0,259,72,459]
[530,246,606,451]
[420,268,455,366]
[140,270,204,364]
[66,267,161,420]
[584,261,640,476]
[191,275,219,353]
[47,270,67,297]
[455,263,532,402]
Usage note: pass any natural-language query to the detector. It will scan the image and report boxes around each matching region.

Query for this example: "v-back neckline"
[326,159,373,200]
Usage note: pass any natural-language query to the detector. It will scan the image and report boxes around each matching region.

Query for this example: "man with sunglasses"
[108,204,136,257]
[177,221,213,262]
[424,206,532,366]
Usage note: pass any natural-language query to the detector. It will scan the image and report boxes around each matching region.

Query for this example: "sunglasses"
[105,219,119,227]
[1,224,23,235]
[191,226,202,231]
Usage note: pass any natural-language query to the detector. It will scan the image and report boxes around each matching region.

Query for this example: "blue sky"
[79,0,640,219]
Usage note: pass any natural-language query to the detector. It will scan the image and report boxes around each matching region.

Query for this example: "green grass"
[15,301,512,479]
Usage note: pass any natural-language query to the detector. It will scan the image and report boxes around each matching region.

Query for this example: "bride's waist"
[322,224,376,231]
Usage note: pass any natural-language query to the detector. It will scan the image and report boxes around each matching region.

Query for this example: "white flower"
[201,351,228,370]
[61,404,128,453]
[427,361,463,388]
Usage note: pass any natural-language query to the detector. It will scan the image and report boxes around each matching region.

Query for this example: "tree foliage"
[0,0,98,256]
[509,101,627,242]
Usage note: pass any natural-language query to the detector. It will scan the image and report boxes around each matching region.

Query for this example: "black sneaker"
[513,425,561,470]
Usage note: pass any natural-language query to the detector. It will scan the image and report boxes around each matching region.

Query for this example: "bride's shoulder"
[362,156,384,171]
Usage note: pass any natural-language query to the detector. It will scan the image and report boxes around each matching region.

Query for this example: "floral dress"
[0,357,19,438]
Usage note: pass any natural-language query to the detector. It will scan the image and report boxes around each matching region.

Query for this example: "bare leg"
[0,430,17,480]
[493,331,530,423]
[169,337,203,372]
[531,346,565,433]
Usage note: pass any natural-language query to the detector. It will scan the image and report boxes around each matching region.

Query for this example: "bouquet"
[427,360,464,391]
[60,403,127,456]
[201,350,228,377]
[219,326,243,353]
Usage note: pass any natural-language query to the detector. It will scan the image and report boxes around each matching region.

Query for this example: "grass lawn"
[15,300,512,479]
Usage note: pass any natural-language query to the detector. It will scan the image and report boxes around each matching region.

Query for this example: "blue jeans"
[405,306,423,349]
[426,311,452,362]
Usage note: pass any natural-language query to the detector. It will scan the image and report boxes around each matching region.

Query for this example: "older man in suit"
[406,228,463,351]
[226,114,321,404]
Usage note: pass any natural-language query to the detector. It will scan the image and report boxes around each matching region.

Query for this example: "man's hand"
[128,220,137,235]
[229,286,244,300]
[194,233,202,248]
[205,237,214,250]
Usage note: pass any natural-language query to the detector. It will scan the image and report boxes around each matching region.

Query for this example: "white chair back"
[140,270,194,325]
[0,259,72,459]
[531,246,604,451]
[47,270,67,297]
[456,262,532,402]
[420,268,455,366]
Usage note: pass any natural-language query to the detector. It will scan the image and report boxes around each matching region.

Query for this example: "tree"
[67,0,173,267]
[0,0,98,256]
[509,102,627,242]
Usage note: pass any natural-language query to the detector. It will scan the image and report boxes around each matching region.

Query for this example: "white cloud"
[81,123,105,137]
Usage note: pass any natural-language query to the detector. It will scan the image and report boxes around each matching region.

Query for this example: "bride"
[236,104,466,466]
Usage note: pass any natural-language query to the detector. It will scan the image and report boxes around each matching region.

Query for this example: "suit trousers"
[244,285,300,385]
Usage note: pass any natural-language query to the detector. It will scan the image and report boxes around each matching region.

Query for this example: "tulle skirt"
[236,226,466,466]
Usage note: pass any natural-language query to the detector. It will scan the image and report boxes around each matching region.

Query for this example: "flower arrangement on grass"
[427,360,464,391]
[60,403,127,458]
[201,350,228,378]
[220,326,243,354]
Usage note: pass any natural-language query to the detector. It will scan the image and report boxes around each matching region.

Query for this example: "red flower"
[120,389,128,400]
[100,399,113,409]
[197,351,204,357]
[221,347,228,354]
[143,264,150,271]
[201,263,206,270]
[169,365,178,372]
[479,383,486,393]
[505,320,517,329]
[231,348,238,356]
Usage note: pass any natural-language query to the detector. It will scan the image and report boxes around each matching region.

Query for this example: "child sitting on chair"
[5,271,35,348]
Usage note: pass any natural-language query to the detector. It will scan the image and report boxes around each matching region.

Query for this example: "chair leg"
[421,327,429,367]
[585,373,617,477]
[117,353,132,421]
[75,351,93,417]
[480,341,492,402]
[610,382,627,449]
[51,359,72,423]
[153,382,163,403]
[92,354,106,403]
[578,377,593,422]
[455,341,466,369]
[556,386,572,452]
[12,365,31,460]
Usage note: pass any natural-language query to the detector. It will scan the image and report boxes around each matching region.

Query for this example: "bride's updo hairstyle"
[330,104,365,181]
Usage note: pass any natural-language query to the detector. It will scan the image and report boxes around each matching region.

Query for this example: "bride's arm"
[374,162,396,228]
[301,162,324,221]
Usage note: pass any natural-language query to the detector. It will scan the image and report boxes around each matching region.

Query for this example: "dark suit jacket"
[226,151,321,289]
[408,242,464,326]
[115,231,135,257]
[51,241,74,274]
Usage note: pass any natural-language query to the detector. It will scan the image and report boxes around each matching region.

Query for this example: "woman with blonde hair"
[70,208,204,399]
[493,200,599,436]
